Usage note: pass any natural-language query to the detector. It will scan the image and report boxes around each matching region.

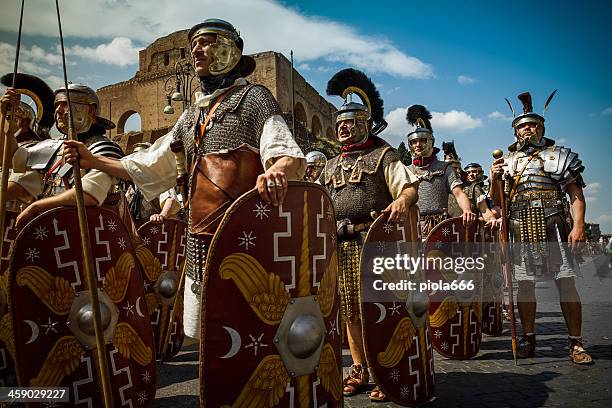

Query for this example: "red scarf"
[341,138,375,157]
[412,155,434,167]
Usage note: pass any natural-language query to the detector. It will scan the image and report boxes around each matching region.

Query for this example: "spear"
[54,0,114,405]
[492,149,518,365]
[0,0,24,271]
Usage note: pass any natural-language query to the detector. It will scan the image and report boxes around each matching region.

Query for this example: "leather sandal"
[342,363,369,397]
[569,337,594,365]
[369,386,389,402]
[516,334,536,358]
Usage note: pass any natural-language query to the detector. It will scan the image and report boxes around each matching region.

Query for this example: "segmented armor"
[504,141,585,279]
[19,125,124,198]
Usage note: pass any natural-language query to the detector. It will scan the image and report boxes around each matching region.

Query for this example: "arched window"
[294,102,307,128]
[311,115,322,138]
[116,110,142,135]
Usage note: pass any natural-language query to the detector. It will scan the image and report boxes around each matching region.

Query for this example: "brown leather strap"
[508,150,540,203]
[194,88,233,149]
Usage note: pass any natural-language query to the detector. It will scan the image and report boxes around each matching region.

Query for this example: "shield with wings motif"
[480,226,504,336]
[0,210,18,387]
[199,182,342,407]
[137,218,187,359]
[424,217,486,359]
[9,207,156,407]
[360,206,436,406]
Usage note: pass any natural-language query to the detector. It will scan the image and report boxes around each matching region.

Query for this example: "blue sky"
[1,0,610,231]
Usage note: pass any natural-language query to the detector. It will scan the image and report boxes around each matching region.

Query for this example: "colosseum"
[97,30,339,156]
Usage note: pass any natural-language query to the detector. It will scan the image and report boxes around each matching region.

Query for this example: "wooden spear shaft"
[55,1,114,406]
[0,0,24,273]
[492,149,518,365]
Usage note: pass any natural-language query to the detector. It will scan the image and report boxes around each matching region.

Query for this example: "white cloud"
[595,213,612,223]
[297,63,311,71]
[602,106,612,115]
[431,110,483,133]
[488,111,513,121]
[585,182,601,204]
[68,38,141,67]
[0,0,432,78]
[0,42,63,80]
[457,75,476,85]
[556,137,567,144]
[380,106,483,147]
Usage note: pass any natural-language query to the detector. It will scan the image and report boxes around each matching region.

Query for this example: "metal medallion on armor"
[425,218,487,359]
[323,141,395,224]
[199,182,341,407]
[0,210,18,387]
[360,208,436,406]
[137,218,187,359]
[9,207,156,407]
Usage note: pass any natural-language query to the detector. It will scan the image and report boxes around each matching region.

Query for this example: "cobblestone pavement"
[153,256,612,408]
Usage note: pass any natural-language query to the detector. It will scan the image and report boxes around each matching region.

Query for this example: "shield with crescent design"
[0,210,18,387]
[424,217,486,359]
[360,206,436,406]
[480,226,504,336]
[137,218,187,359]
[199,182,342,408]
[9,207,157,407]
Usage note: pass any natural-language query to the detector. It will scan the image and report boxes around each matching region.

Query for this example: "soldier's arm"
[15,188,98,229]
[452,186,476,226]
[64,140,131,180]
[566,183,586,248]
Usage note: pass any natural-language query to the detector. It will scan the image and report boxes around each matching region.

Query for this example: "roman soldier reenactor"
[320,68,418,402]
[491,91,593,364]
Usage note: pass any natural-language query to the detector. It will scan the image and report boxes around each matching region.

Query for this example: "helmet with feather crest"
[326,68,386,145]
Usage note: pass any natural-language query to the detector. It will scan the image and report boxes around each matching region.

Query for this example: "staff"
[492,149,518,365]
[0,0,24,266]
[54,1,114,405]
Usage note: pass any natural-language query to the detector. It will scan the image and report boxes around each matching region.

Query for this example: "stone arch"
[116,110,141,135]
[294,102,307,128]
[311,115,322,138]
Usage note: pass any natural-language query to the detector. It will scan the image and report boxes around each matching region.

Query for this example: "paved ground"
[153,255,612,407]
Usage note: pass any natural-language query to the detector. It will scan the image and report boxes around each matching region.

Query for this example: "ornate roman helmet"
[326,68,386,145]
[406,104,437,158]
[505,90,557,150]
[188,18,256,77]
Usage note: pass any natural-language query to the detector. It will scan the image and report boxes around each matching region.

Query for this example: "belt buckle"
[530,199,543,208]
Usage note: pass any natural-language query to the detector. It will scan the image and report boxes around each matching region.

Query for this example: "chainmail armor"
[408,157,462,215]
[167,83,283,293]
[322,141,397,224]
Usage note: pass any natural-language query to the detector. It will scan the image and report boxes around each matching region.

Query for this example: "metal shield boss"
[425,218,486,359]
[199,182,342,407]
[137,218,187,358]
[0,210,18,387]
[360,206,436,406]
[480,226,504,337]
[9,207,156,407]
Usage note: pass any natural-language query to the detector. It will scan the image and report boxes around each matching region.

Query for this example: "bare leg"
[556,277,581,337]
[517,280,536,334]
[346,320,366,364]
[343,319,369,396]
